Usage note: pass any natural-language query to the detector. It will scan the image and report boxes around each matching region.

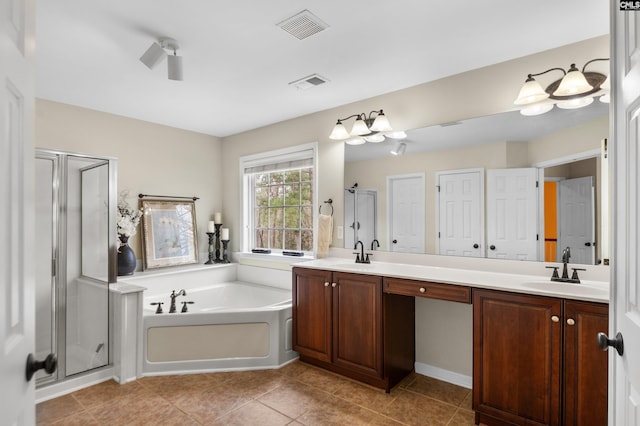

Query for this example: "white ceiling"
[35,0,609,138]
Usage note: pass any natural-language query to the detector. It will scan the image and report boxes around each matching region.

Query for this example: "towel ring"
[319,199,333,216]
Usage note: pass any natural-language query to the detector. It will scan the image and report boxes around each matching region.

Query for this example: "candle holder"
[204,232,215,264]
[214,223,224,263]
[221,240,231,263]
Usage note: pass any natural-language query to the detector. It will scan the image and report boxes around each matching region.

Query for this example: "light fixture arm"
[581,58,609,72]
[527,67,566,80]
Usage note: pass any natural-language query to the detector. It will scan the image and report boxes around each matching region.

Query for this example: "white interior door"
[611,4,640,424]
[437,169,484,257]
[558,176,595,265]
[0,0,36,422]
[388,174,425,253]
[486,168,538,260]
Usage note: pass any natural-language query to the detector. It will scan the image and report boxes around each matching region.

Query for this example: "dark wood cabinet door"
[292,268,332,362]
[563,301,608,426]
[332,272,384,378]
[473,289,562,426]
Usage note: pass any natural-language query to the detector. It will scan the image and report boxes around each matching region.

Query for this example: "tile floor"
[36,360,478,425]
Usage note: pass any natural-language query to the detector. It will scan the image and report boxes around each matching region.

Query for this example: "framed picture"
[140,199,198,270]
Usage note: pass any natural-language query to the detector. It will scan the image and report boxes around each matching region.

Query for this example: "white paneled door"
[611,3,640,424]
[388,174,425,253]
[486,168,538,261]
[558,176,595,265]
[437,169,484,258]
[1,0,36,423]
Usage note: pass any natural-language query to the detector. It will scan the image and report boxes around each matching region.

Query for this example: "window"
[241,144,316,255]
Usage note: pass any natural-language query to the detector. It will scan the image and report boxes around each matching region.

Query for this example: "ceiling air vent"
[277,10,329,40]
[289,74,329,90]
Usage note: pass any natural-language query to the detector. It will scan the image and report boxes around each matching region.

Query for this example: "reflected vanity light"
[514,58,609,116]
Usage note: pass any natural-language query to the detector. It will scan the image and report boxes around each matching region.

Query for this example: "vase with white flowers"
[117,191,143,276]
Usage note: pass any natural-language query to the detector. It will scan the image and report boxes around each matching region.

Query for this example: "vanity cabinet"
[292,267,414,391]
[473,289,608,426]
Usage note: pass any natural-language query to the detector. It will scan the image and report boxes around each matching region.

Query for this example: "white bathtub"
[139,265,298,375]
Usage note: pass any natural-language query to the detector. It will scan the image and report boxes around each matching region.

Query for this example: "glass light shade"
[350,117,370,135]
[364,133,385,143]
[370,113,392,132]
[140,42,167,70]
[385,131,407,139]
[329,122,350,140]
[345,137,366,145]
[520,102,554,116]
[168,54,183,81]
[557,96,594,110]
[600,93,610,103]
[514,78,549,105]
[553,66,593,97]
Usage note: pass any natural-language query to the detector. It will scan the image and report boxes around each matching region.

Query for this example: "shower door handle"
[26,353,57,381]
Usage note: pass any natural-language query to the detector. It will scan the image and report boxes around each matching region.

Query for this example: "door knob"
[489,245,496,250]
[392,239,398,244]
[26,353,57,381]
[597,332,624,356]
[585,242,592,247]
[473,243,479,249]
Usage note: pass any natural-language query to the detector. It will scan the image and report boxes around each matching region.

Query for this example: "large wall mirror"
[344,100,609,265]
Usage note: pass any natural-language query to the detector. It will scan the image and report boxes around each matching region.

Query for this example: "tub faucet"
[169,289,186,313]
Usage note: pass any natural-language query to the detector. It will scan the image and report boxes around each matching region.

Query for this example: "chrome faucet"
[169,289,186,313]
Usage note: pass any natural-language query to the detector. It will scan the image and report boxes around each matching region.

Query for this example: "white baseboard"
[414,362,472,389]
[35,367,115,403]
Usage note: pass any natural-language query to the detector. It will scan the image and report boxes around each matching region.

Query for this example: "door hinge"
[52,259,56,276]
[438,232,441,238]
[536,181,539,188]
[436,185,440,192]
[536,234,539,241]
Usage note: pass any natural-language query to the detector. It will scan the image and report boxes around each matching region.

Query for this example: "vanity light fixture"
[329,109,393,143]
[140,38,184,81]
[514,58,609,116]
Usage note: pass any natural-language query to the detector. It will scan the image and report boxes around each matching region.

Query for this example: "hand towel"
[317,213,333,258]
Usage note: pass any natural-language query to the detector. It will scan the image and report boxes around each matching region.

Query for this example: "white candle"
[214,212,222,224]
[207,221,215,233]
[221,228,229,240]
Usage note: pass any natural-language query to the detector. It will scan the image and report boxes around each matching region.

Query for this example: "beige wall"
[36,100,223,256]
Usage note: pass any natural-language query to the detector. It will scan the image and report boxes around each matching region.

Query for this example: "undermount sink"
[521,281,609,298]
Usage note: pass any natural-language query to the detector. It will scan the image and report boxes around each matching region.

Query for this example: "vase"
[117,234,136,276]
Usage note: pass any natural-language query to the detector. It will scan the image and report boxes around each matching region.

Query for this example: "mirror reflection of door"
[388,174,425,253]
[436,169,484,257]
[558,177,595,264]
[486,168,539,260]
[344,188,377,249]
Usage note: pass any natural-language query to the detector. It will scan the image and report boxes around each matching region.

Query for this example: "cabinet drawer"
[383,277,471,303]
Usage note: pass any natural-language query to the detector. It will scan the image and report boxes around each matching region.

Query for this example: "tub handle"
[150,302,164,314]
[181,301,195,313]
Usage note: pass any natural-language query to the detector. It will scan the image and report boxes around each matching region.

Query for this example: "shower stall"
[344,187,377,249]
[35,149,117,387]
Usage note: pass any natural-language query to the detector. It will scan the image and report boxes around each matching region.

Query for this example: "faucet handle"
[181,301,194,313]
[150,302,164,314]
[352,251,361,263]
[545,266,560,279]
[571,268,586,282]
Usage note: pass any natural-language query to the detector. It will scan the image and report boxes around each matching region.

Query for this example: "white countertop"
[294,257,609,303]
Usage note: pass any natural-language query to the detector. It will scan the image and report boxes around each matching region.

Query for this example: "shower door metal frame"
[35,148,118,386]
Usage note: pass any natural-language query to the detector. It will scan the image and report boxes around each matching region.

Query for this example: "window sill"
[233,251,315,268]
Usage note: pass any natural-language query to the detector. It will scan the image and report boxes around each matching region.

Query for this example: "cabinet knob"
[567,318,575,326]
[331,282,337,287]
[551,315,560,323]
[324,282,329,287]
[419,287,426,293]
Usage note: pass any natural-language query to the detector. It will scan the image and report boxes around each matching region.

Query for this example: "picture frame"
[140,199,198,270]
